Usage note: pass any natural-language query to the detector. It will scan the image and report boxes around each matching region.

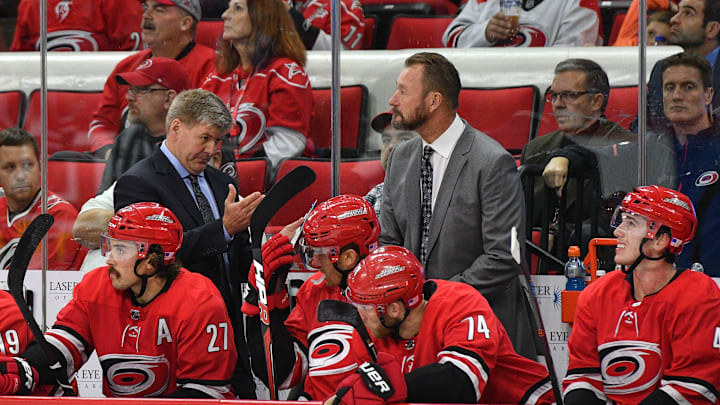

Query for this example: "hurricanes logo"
[492,25,547,47]
[137,59,153,70]
[695,171,719,187]
[599,341,662,395]
[55,0,72,22]
[231,102,267,156]
[307,324,357,376]
[38,30,99,51]
[100,354,170,397]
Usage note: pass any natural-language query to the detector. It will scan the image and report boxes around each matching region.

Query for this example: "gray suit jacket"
[380,120,534,358]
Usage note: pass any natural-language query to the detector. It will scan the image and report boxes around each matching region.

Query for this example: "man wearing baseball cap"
[88,0,214,159]
[96,57,190,194]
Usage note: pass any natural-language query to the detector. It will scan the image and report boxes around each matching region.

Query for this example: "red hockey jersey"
[45,267,237,398]
[88,44,215,152]
[11,0,143,51]
[284,271,374,399]
[564,269,720,404]
[376,280,554,404]
[0,191,83,271]
[201,57,313,159]
[300,0,365,50]
[0,290,33,356]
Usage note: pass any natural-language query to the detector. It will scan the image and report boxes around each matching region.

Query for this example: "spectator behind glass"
[363,111,417,219]
[612,0,678,46]
[0,128,84,270]
[88,0,215,158]
[647,10,674,45]
[443,0,600,47]
[202,0,312,170]
[287,0,366,50]
[11,0,142,51]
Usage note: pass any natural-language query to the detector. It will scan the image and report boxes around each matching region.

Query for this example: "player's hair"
[656,226,676,264]
[165,89,232,134]
[0,127,40,159]
[554,58,610,113]
[661,52,713,89]
[404,52,461,110]
[215,0,306,74]
[147,244,182,280]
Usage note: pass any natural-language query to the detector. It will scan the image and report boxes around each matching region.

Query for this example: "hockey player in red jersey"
[11,0,143,51]
[243,195,380,399]
[564,185,720,405]
[0,128,84,271]
[328,245,554,405]
[288,0,366,50]
[0,202,238,398]
[201,0,312,168]
[88,0,215,157]
[0,291,32,356]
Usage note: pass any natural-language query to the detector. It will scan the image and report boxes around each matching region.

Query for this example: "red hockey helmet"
[103,202,183,265]
[300,195,380,269]
[610,185,696,254]
[346,246,425,311]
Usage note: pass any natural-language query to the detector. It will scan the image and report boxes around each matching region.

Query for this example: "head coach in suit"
[380,52,535,359]
[114,89,262,398]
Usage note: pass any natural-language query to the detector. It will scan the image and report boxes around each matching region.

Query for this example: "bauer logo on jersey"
[307,324,357,377]
[598,340,662,395]
[100,353,170,397]
[695,171,719,187]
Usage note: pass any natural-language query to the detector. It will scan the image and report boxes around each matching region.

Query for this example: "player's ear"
[338,248,359,270]
[387,300,405,317]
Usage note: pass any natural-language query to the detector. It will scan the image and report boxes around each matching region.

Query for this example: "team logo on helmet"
[695,171,719,187]
[145,214,173,224]
[100,354,170,397]
[338,207,367,219]
[307,324,357,377]
[599,341,662,395]
[375,265,404,279]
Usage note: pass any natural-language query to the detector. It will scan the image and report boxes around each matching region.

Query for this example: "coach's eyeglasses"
[127,86,168,96]
[545,90,598,103]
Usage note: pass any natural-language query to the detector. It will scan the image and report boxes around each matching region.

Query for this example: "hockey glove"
[0,356,38,395]
[241,234,293,315]
[331,352,407,405]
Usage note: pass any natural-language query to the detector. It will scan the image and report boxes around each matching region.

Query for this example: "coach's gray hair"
[165,89,232,134]
[554,58,610,114]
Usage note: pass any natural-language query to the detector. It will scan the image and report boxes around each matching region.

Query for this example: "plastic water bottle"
[565,246,586,291]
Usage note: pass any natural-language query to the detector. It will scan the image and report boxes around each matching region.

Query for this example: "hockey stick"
[517,269,564,405]
[317,299,377,362]
[7,214,75,396]
[251,165,316,399]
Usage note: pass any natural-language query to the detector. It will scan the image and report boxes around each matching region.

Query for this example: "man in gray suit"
[380,52,534,358]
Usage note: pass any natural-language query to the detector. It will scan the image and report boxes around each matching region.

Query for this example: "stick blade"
[317,299,363,325]
[7,213,54,292]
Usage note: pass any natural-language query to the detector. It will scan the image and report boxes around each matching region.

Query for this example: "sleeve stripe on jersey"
[44,334,77,379]
[565,367,602,382]
[178,382,231,399]
[520,377,552,405]
[659,385,693,405]
[52,325,92,357]
[563,381,608,402]
[438,357,480,402]
[446,25,465,47]
[267,69,310,89]
[442,345,490,376]
[280,340,308,390]
[662,377,718,403]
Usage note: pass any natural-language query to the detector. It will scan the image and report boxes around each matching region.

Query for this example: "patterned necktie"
[420,145,434,265]
[188,174,215,224]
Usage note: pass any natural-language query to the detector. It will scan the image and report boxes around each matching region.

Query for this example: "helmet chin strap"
[623,238,669,274]
[379,304,411,340]
[133,259,160,299]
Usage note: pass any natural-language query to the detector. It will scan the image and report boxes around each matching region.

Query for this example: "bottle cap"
[596,269,606,277]
[568,245,580,257]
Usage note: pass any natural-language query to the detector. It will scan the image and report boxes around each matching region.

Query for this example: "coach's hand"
[223,186,264,234]
[328,352,406,405]
[0,356,37,395]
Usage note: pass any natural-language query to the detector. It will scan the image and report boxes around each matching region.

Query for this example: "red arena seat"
[196,20,223,50]
[362,0,458,15]
[386,15,453,49]
[458,86,540,154]
[0,91,24,130]
[362,16,376,49]
[235,158,269,196]
[47,160,106,210]
[24,90,103,156]
[310,85,369,156]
